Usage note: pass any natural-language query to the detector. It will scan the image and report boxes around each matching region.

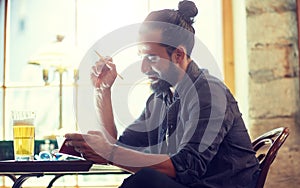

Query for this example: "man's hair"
[140,0,198,57]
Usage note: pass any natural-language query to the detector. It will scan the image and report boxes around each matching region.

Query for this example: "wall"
[246,0,300,187]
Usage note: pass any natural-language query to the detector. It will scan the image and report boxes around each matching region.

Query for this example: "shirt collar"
[160,61,202,103]
[174,61,201,98]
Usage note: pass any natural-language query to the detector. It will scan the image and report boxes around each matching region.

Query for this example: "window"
[2,0,76,140]
[1,0,223,186]
[0,0,5,140]
[1,0,223,140]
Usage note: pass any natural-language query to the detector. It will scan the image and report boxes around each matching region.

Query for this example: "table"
[0,160,129,188]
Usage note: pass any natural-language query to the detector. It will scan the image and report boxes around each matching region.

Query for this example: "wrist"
[108,144,118,165]
[94,85,111,93]
[94,86,111,99]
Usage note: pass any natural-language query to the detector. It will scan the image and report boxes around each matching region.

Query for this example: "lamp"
[28,35,80,131]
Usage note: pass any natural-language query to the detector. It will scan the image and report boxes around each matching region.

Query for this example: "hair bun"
[178,0,198,24]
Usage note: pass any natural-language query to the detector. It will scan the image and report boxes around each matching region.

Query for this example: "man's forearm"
[109,144,176,178]
[94,88,117,140]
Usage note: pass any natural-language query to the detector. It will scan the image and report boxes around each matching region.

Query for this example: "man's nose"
[141,59,152,73]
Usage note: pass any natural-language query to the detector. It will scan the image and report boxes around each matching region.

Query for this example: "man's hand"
[90,57,117,90]
[65,131,114,164]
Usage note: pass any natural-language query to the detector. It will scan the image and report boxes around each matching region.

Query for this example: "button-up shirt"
[118,61,259,188]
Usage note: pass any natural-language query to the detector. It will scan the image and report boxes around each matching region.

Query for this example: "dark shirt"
[118,61,260,188]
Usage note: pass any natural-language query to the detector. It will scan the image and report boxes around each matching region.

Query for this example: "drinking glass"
[12,111,36,161]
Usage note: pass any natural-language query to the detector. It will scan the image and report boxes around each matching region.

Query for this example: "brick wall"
[246,0,300,187]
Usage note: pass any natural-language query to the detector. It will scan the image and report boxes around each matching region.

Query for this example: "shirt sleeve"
[117,93,159,152]
[117,108,150,151]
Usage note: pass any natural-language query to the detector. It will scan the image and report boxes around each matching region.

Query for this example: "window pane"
[0,0,4,85]
[7,0,75,84]
[0,89,2,139]
[77,0,149,49]
[5,86,76,140]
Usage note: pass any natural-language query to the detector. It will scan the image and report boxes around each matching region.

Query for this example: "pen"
[94,50,124,80]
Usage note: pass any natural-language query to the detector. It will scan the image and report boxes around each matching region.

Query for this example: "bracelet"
[108,144,118,165]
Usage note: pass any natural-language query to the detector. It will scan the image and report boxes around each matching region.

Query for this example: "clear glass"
[0,0,4,85]
[7,0,75,84]
[76,0,149,50]
[0,90,2,140]
[5,87,76,140]
[12,110,35,161]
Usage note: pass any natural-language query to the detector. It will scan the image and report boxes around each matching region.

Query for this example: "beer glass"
[12,111,35,161]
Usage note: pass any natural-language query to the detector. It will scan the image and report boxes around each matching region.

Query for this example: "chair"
[252,127,289,188]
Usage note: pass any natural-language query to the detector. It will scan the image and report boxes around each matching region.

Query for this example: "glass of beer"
[12,111,36,161]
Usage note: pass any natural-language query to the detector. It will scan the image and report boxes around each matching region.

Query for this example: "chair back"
[252,127,289,188]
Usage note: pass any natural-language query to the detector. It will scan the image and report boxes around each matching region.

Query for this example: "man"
[65,1,260,187]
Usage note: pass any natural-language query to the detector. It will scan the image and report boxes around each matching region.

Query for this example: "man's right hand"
[90,56,117,90]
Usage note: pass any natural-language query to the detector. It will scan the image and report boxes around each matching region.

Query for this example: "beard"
[150,61,181,93]
[150,79,172,93]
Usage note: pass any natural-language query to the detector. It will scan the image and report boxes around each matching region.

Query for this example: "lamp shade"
[28,35,81,69]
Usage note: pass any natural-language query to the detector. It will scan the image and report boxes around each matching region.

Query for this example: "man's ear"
[172,45,186,64]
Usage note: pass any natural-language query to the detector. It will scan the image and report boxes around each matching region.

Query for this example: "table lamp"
[28,35,80,131]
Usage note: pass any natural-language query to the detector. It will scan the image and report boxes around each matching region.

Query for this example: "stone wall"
[246,0,300,187]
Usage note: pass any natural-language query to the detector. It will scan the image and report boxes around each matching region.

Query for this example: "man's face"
[138,30,179,93]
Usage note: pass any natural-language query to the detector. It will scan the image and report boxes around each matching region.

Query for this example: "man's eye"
[147,55,160,63]
[139,54,161,63]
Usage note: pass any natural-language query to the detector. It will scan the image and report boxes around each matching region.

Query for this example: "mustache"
[145,71,159,77]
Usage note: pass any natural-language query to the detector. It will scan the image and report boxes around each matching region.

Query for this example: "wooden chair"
[252,127,289,188]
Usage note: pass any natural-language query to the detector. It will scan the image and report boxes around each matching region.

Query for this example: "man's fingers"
[87,130,103,137]
[65,133,80,139]
[65,133,89,141]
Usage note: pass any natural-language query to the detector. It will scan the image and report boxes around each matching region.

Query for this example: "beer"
[13,124,35,160]
[12,111,36,161]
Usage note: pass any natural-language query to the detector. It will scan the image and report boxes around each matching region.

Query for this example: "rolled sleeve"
[170,147,207,184]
